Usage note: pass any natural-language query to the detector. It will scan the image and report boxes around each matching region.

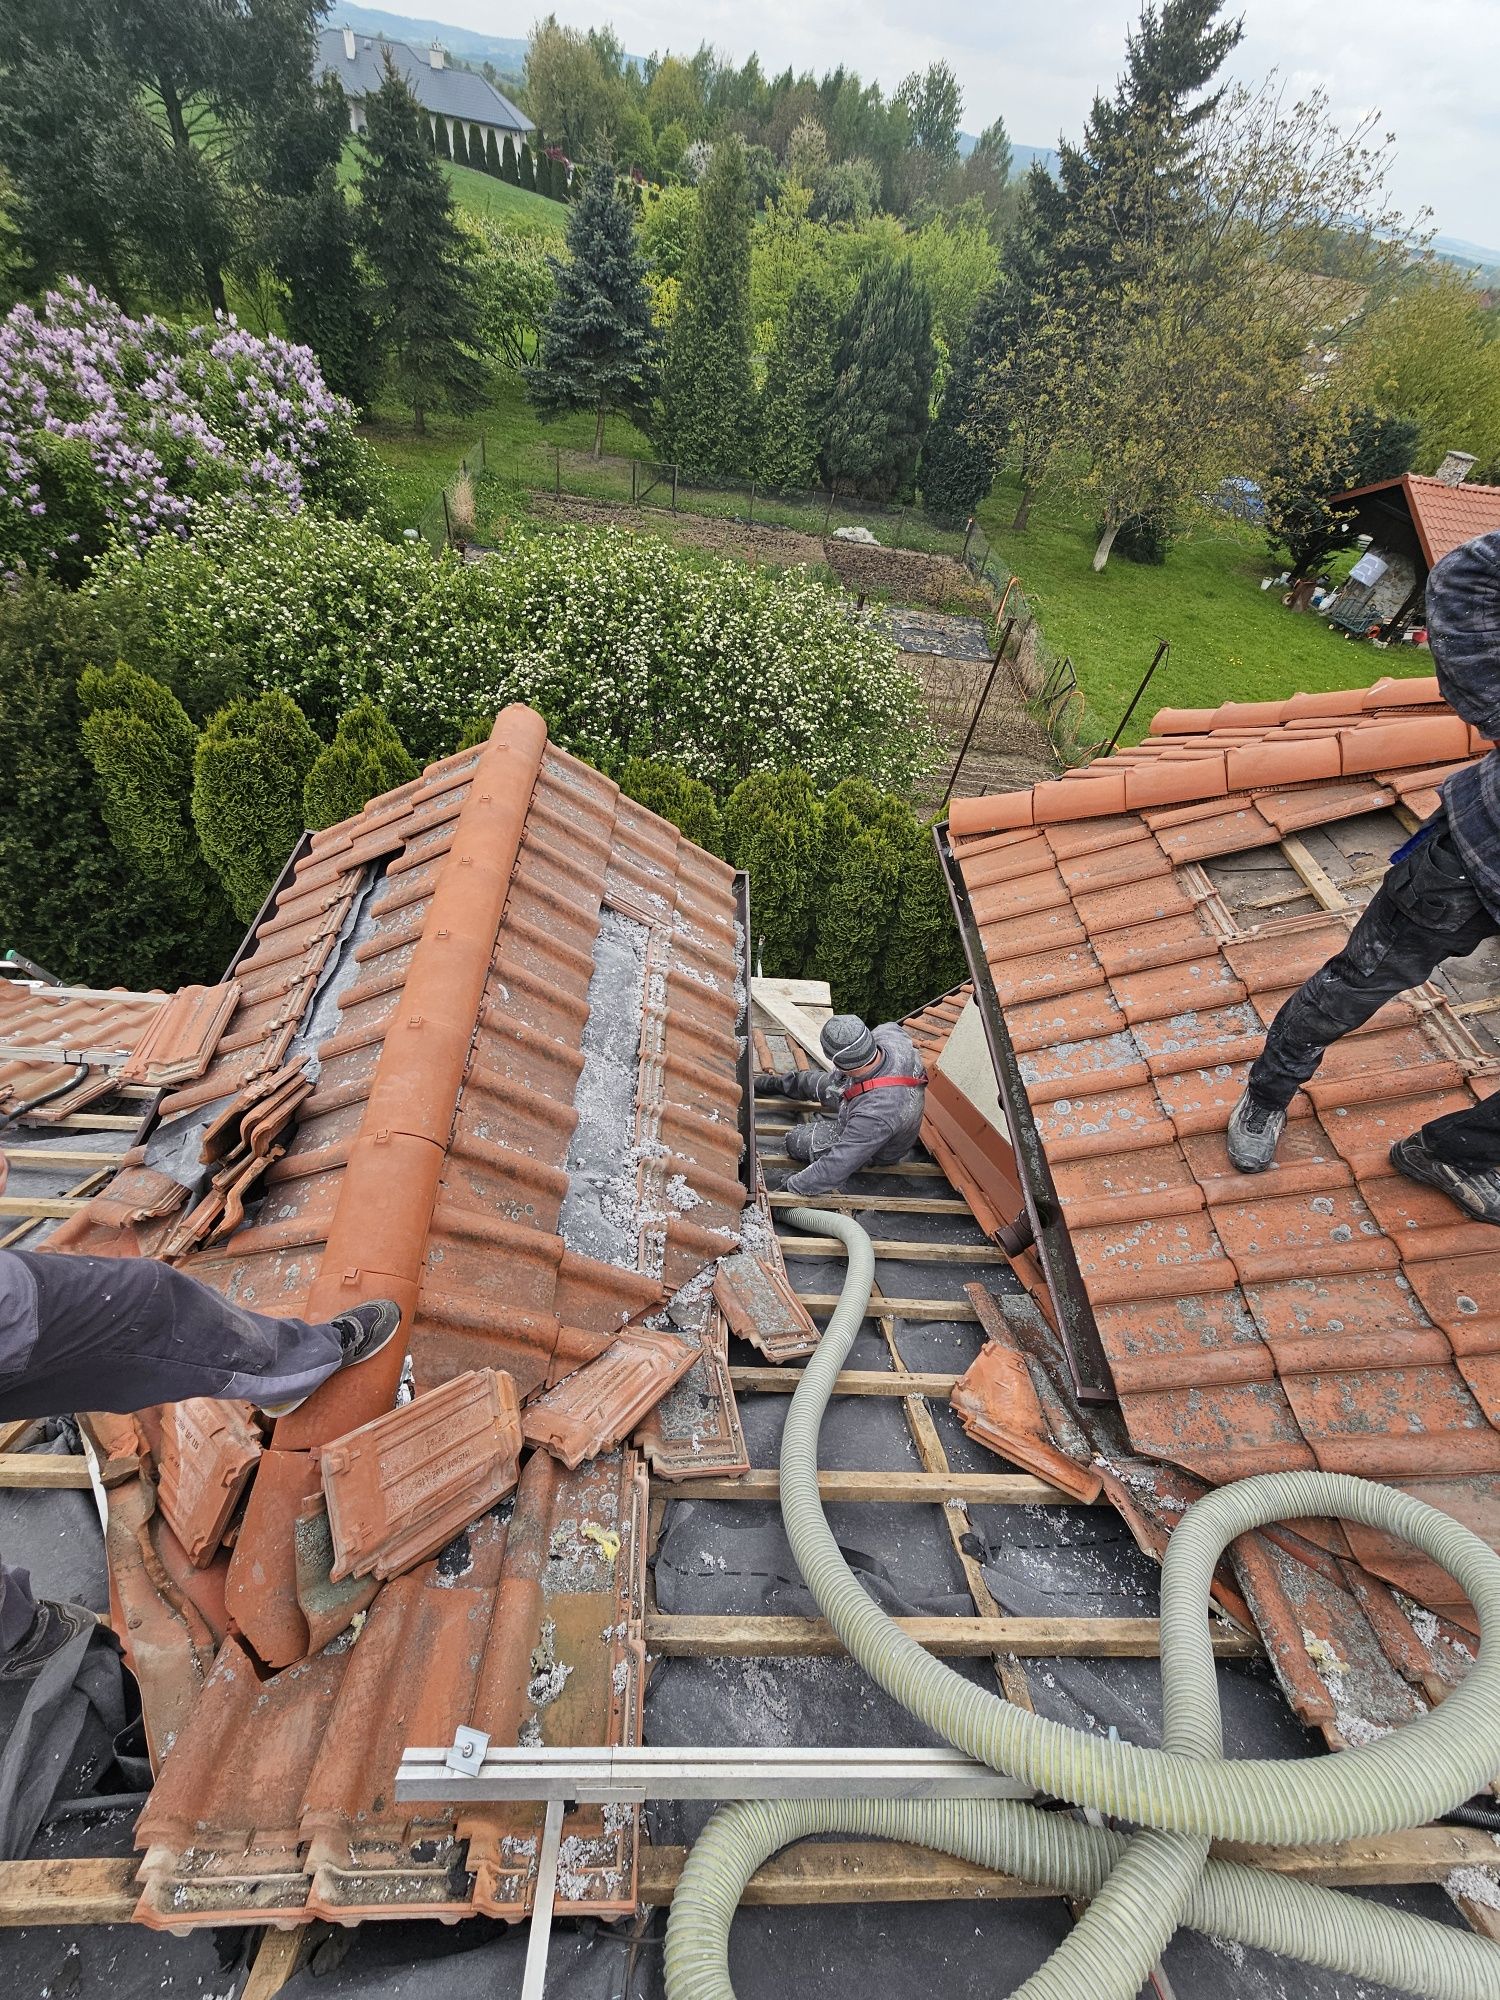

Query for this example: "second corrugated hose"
[663,1205,1500,2000]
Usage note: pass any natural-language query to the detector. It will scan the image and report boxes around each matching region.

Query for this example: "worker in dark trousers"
[756,1014,927,1196]
[0,1247,400,1680]
[1228,529,1500,1222]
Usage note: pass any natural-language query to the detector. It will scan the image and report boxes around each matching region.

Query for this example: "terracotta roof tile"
[933,667,1500,1663]
[713,1249,821,1361]
[51,705,750,1928]
[320,1367,523,1581]
[522,1324,701,1469]
[0,978,166,1123]
[635,1307,749,1478]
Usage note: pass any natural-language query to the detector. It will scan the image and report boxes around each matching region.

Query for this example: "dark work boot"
[0,1599,100,1681]
[1389,1137,1500,1225]
[333,1299,404,1369]
[1226,1089,1287,1173]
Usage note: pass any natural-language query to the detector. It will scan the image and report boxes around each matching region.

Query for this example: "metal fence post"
[479,436,487,472]
[440,489,452,547]
[554,446,561,497]
[631,458,638,504]
[962,518,975,564]
[823,484,835,534]
[748,481,755,525]
[671,463,678,512]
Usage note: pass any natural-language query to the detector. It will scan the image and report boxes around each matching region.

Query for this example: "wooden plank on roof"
[636,1825,1500,1905]
[644,1614,1257,1659]
[661,1468,1081,1505]
[727,1367,960,1398]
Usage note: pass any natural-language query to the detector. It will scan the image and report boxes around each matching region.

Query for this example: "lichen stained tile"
[45,707,745,1926]
[320,1367,523,1582]
[934,676,1500,1676]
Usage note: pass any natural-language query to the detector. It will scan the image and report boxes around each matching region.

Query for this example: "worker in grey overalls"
[756,1014,928,1196]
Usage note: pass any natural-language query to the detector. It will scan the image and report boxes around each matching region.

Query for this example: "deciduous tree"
[1342,265,1500,475]
[1262,401,1418,577]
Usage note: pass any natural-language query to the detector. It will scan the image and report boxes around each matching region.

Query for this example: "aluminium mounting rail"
[396,1749,1031,2000]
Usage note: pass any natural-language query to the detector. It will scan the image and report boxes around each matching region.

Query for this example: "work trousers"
[0,1250,348,1656]
[1247,821,1500,1166]
[785,1115,922,1173]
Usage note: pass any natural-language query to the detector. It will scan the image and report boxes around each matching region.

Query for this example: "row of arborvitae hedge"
[0,578,963,1015]
[619,760,966,1023]
[81,664,418,932]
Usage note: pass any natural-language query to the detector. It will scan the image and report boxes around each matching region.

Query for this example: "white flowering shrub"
[93,505,932,785]
[0,281,385,583]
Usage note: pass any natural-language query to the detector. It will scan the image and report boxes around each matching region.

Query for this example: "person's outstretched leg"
[1228,824,1498,1171]
[1387,1089,1500,1224]
[0,1251,399,1421]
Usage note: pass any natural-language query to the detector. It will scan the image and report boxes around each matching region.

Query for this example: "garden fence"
[417,435,1096,772]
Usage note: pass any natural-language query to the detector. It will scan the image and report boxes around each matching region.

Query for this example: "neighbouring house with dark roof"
[1323,454,1500,637]
[317,25,532,156]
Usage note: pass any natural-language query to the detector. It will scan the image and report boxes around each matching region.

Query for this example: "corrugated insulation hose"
[662,1206,1500,2000]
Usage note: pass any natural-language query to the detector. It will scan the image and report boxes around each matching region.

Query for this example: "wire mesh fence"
[412,433,1099,773]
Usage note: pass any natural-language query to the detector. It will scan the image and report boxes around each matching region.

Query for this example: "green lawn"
[976,478,1430,744]
[362,371,652,534]
[337,141,567,236]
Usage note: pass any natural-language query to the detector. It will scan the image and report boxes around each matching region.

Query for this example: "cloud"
[433,0,1500,247]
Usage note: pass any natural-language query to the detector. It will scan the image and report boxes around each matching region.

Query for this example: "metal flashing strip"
[395,1744,1034,1805]
[734,871,757,1196]
[935,822,1117,1406]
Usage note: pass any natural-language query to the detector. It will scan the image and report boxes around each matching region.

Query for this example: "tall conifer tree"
[526,153,659,455]
[360,62,487,431]
[657,133,757,479]
[758,272,834,491]
[823,258,935,501]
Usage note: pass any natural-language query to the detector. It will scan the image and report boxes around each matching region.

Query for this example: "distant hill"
[331,2,529,71]
[953,131,1059,180]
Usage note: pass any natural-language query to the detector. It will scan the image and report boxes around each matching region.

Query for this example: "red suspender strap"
[842,1073,927,1102]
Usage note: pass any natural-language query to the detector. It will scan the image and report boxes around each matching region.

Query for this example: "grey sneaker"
[1389,1137,1500,1225]
[0,1599,100,1681]
[1226,1090,1287,1172]
[262,1300,404,1418]
[333,1298,404,1369]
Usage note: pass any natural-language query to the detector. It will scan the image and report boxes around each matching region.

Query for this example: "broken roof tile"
[714,1248,821,1361]
[636,1307,749,1479]
[155,1399,261,1568]
[521,1324,701,1469]
[320,1367,523,1581]
[951,1337,1103,1502]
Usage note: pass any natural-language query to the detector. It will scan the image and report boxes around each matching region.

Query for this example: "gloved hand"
[754,1071,788,1095]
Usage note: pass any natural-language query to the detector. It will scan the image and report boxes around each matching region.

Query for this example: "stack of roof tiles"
[935,675,1500,1636]
[50,706,756,1928]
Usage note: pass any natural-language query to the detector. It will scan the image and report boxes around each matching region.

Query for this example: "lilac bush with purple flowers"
[0,278,384,582]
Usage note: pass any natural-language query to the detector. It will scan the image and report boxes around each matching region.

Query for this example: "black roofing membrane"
[0,1157,1475,1998]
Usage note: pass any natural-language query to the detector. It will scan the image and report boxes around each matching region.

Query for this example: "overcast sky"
[420,0,1499,249]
